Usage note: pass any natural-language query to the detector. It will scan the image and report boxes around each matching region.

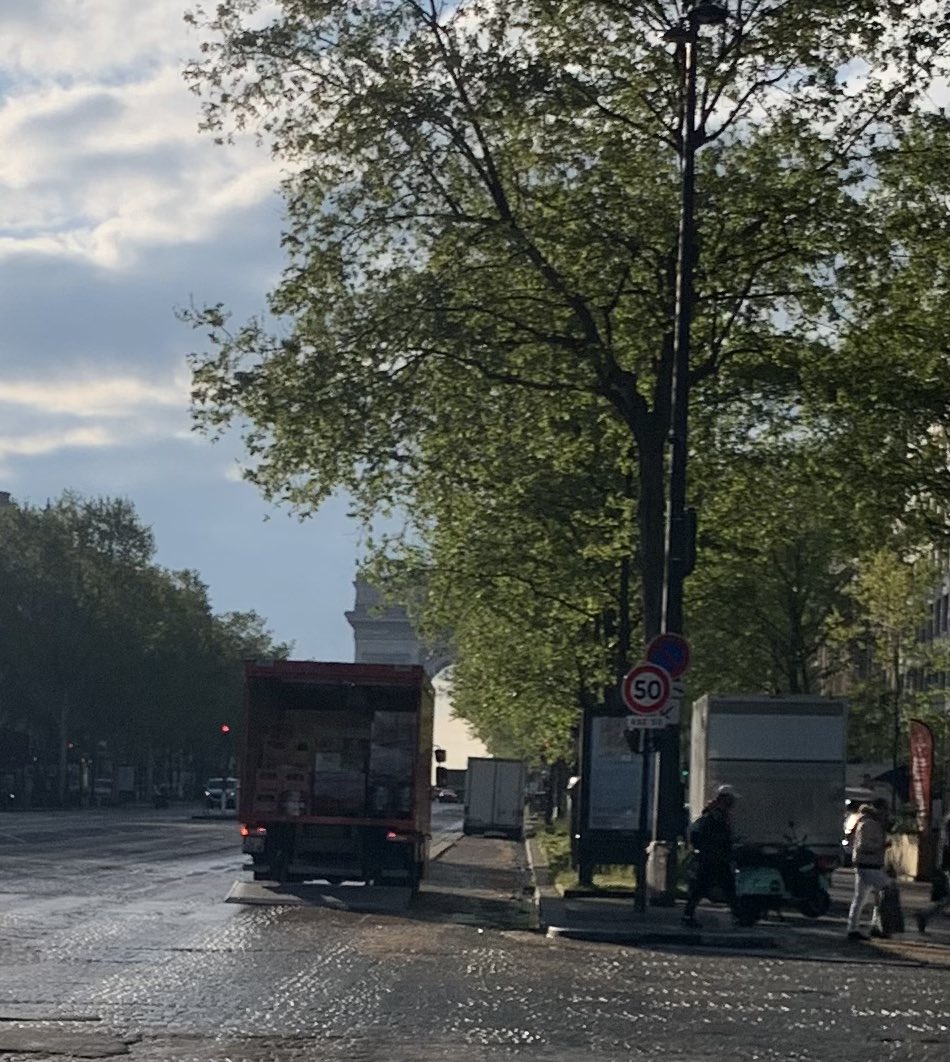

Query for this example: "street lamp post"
[663,3,725,632]
[653,0,727,861]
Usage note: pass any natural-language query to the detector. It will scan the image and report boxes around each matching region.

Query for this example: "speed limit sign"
[621,663,671,716]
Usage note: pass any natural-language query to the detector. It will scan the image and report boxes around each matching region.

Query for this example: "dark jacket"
[690,803,733,861]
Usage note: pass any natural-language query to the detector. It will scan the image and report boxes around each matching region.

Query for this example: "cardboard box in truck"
[239,661,434,888]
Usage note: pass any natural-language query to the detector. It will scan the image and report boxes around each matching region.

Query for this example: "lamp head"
[663,20,692,44]
[690,1,729,25]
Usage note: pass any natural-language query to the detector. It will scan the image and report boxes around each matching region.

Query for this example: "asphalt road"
[0,806,947,1061]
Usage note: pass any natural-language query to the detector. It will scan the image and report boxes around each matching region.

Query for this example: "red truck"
[238,661,434,889]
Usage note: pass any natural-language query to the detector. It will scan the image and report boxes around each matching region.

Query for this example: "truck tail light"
[386,831,411,842]
[240,824,267,838]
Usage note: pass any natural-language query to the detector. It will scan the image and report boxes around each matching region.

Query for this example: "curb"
[545,925,777,949]
[430,834,461,861]
[523,831,541,931]
[524,826,782,950]
[525,828,567,933]
[525,839,950,960]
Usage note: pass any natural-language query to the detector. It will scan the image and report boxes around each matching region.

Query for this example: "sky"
[0,0,360,661]
[0,1,488,763]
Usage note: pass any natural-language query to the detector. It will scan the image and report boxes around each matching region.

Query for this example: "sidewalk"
[526,832,950,965]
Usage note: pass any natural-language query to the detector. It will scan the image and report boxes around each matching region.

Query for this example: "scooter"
[733,841,837,926]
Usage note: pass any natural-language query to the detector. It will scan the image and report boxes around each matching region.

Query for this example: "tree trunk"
[58,688,68,806]
[892,638,902,813]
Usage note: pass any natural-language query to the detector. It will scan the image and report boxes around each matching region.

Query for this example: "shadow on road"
[226,835,534,931]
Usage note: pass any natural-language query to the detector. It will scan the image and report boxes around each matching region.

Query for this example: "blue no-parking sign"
[645,633,690,678]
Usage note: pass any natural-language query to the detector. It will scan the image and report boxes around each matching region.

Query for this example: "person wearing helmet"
[683,785,739,928]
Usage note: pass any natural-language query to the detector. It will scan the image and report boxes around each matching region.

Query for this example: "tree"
[0,497,156,798]
[827,548,950,772]
[0,494,290,802]
[361,377,636,757]
[184,0,950,665]
[687,439,858,697]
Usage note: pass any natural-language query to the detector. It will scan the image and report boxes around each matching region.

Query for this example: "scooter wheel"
[799,889,831,919]
[734,897,762,927]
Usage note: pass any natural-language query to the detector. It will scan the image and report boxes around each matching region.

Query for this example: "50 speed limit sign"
[621,663,671,716]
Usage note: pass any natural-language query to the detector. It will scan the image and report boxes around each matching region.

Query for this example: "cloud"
[0,425,113,464]
[224,463,250,484]
[0,1,191,83]
[0,188,284,379]
[0,365,198,481]
[0,12,283,271]
[0,373,188,417]
[0,2,361,660]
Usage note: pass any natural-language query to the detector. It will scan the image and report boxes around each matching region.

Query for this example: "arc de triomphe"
[346,578,488,766]
[345,578,451,679]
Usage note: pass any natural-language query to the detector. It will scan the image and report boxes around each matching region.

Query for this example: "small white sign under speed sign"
[621,663,671,717]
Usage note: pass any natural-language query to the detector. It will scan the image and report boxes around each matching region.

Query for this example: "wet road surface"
[0,807,947,1061]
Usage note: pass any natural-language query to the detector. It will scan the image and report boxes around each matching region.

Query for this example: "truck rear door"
[465,759,496,831]
[493,761,526,832]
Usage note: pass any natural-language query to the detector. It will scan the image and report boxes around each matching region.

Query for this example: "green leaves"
[0,494,289,765]
[183,0,950,759]
[826,548,950,762]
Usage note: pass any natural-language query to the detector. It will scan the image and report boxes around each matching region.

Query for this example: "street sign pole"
[621,662,674,913]
[635,728,651,914]
[622,637,691,907]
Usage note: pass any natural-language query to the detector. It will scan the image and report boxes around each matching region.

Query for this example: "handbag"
[879,882,905,935]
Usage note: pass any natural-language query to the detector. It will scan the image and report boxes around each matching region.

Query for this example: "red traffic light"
[220,723,231,735]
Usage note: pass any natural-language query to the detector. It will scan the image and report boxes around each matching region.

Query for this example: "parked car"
[433,787,459,803]
[204,777,239,809]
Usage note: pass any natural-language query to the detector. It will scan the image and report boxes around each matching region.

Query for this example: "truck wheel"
[408,862,422,896]
[799,889,831,919]
[269,849,289,885]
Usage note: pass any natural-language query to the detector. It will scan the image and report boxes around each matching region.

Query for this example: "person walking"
[683,784,738,928]
[846,799,890,941]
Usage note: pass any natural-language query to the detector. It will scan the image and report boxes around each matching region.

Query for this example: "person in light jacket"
[846,799,890,940]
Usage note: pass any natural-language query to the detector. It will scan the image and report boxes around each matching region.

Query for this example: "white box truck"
[464,757,526,840]
[689,695,847,857]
